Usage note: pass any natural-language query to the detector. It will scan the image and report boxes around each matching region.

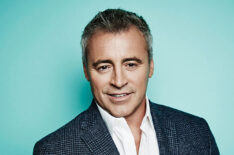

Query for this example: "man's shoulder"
[149,101,209,131]
[150,101,219,154]
[150,101,205,121]
[39,109,88,138]
[33,107,92,154]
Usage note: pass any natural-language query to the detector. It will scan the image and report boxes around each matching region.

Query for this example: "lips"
[107,92,132,103]
[109,93,128,97]
[108,92,132,97]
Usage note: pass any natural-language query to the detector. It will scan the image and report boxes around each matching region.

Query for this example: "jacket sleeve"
[202,118,220,155]
[33,141,49,155]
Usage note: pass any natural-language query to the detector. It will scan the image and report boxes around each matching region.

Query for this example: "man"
[33,9,219,154]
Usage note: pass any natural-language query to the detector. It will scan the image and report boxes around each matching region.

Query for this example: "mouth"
[107,92,133,102]
[109,93,129,97]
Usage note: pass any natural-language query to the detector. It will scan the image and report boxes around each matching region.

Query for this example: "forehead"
[87,27,148,61]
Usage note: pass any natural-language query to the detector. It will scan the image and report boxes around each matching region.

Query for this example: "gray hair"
[81,9,153,66]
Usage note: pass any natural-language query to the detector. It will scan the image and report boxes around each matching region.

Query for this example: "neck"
[125,97,146,127]
[125,97,147,154]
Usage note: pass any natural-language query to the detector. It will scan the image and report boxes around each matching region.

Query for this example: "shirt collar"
[140,96,155,132]
[96,96,155,132]
[96,100,127,132]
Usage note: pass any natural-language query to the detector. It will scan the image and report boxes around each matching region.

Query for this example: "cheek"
[90,72,110,91]
[128,68,149,84]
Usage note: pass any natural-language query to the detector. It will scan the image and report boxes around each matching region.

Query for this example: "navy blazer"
[33,100,219,154]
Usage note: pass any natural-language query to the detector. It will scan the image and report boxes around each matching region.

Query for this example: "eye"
[125,63,138,70]
[97,65,111,72]
[128,63,136,67]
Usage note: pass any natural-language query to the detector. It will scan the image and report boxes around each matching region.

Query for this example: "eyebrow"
[122,57,142,64]
[92,60,113,67]
[92,57,143,67]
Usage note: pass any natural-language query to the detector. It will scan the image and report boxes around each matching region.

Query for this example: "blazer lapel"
[150,101,179,155]
[80,100,119,155]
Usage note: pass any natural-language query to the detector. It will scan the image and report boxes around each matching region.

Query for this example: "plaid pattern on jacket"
[33,100,219,155]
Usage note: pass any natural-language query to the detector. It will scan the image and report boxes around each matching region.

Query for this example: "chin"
[109,108,133,118]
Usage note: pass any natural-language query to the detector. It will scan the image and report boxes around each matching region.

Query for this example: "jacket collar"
[80,100,119,155]
[149,100,179,155]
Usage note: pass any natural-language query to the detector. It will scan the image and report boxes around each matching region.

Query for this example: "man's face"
[83,27,154,118]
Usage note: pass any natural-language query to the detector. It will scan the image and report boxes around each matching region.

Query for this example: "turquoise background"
[0,0,233,154]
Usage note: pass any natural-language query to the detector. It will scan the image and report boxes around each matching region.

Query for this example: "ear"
[83,63,90,81]
[148,59,154,78]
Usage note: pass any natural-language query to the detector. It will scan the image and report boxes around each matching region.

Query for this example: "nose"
[110,66,128,89]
